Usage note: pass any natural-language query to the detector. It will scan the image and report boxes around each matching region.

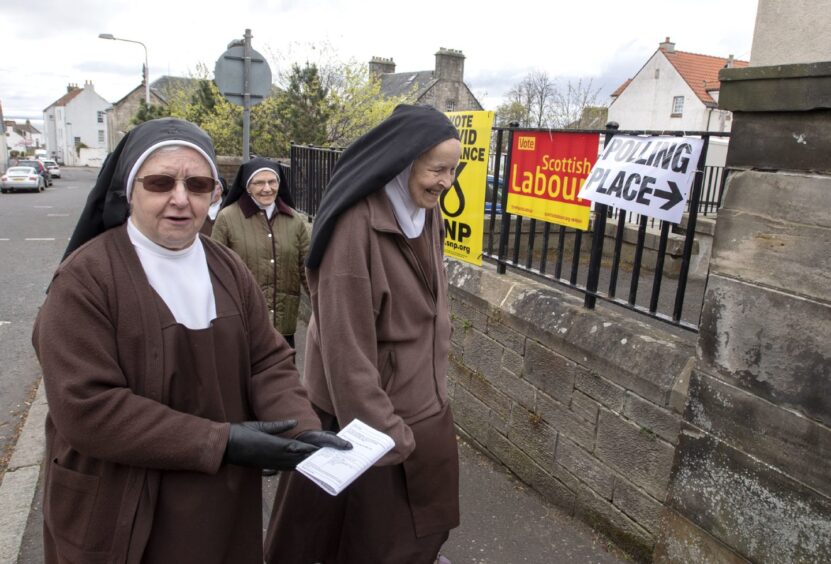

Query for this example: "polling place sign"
[577,135,704,224]
[506,131,599,230]
[440,110,494,266]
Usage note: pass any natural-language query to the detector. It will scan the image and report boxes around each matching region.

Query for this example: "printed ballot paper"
[296,419,394,496]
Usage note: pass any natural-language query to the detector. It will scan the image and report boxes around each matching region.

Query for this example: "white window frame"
[672,96,684,116]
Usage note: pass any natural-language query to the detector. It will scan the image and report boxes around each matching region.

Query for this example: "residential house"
[107,82,166,151]
[4,119,43,155]
[43,81,112,166]
[107,76,200,151]
[608,38,749,133]
[370,48,483,112]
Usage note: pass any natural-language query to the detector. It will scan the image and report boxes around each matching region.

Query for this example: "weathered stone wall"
[653,12,831,561]
[419,81,483,112]
[446,259,696,561]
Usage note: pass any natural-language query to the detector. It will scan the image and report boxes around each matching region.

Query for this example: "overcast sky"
[1,0,758,126]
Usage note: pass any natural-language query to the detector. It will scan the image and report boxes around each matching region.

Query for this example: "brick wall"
[446,259,694,561]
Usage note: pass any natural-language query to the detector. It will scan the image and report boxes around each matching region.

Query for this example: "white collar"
[383,165,424,238]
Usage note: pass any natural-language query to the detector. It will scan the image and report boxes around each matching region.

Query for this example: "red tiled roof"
[611,79,631,98]
[662,48,748,104]
[44,87,82,111]
[610,47,749,105]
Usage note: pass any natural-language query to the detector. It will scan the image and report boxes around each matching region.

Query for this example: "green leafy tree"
[495,101,530,127]
[163,72,243,155]
[325,63,414,147]
[131,101,170,125]
[280,63,332,147]
[250,94,291,157]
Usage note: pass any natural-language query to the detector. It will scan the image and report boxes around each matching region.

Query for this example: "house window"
[98,130,105,143]
[672,96,684,116]
[446,100,456,112]
[97,111,104,123]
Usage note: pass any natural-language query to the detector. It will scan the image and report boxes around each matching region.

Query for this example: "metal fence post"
[496,123,519,274]
[486,128,505,256]
[583,122,619,309]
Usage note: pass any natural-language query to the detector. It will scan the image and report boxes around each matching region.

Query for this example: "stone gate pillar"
[654,1,831,561]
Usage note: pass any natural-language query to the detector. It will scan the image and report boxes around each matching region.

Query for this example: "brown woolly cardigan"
[32,224,319,563]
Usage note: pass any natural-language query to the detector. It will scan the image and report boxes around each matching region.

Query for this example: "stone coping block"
[719,62,831,112]
[699,274,831,426]
[712,170,831,301]
[447,259,695,409]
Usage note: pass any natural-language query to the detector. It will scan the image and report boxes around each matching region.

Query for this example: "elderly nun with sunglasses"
[212,157,310,350]
[32,118,350,564]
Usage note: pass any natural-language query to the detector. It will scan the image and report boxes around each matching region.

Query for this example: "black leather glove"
[224,420,318,470]
[296,430,353,451]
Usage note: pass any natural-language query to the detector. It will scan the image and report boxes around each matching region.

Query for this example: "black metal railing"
[289,125,730,332]
[289,144,343,217]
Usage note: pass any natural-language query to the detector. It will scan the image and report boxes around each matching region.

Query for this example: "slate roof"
[150,76,202,102]
[380,70,437,99]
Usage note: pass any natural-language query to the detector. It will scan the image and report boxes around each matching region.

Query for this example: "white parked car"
[1,166,46,193]
[40,158,61,178]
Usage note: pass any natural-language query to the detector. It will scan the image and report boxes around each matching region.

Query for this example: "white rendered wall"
[608,52,712,132]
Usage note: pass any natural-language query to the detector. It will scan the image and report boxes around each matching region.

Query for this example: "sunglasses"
[136,174,217,194]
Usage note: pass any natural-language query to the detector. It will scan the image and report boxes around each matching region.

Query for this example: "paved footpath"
[3,321,630,563]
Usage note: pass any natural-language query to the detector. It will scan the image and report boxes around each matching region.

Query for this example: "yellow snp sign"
[441,110,495,266]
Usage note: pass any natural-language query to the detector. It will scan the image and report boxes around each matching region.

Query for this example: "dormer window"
[671,96,684,117]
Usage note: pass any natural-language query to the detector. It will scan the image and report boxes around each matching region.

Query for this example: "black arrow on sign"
[653,180,683,210]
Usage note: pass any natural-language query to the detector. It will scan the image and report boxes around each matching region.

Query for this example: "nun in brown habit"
[265,104,462,564]
[32,117,349,564]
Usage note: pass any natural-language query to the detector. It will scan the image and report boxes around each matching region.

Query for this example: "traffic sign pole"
[214,29,272,162]
[242,29,252,161]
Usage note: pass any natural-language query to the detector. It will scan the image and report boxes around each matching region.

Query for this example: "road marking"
[0,321,10,326]
[47,213,69,217]
[25,238,55,241]
[33,205,53,208]
[0,238,9,241]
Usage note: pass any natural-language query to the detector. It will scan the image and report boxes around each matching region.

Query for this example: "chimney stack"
[659,37,675,53]
[434,47,465,81]
[725,54,735,68]
[368,57,395,78]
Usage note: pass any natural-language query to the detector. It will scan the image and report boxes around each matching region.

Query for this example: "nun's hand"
[224,420,318,470]
[296,430,353,451]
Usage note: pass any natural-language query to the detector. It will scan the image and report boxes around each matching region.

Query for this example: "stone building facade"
[106,83,166,151]
[370,48,483,112]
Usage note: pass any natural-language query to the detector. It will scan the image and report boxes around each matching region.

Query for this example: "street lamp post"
[98,33,150,103]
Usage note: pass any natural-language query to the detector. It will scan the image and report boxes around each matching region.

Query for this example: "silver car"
[1,166,46,193]
[40,158,61,178]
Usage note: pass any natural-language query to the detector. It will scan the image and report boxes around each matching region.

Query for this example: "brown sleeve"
[297,218,311,298]
[32,269,229,474]
[311,210,415,464]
